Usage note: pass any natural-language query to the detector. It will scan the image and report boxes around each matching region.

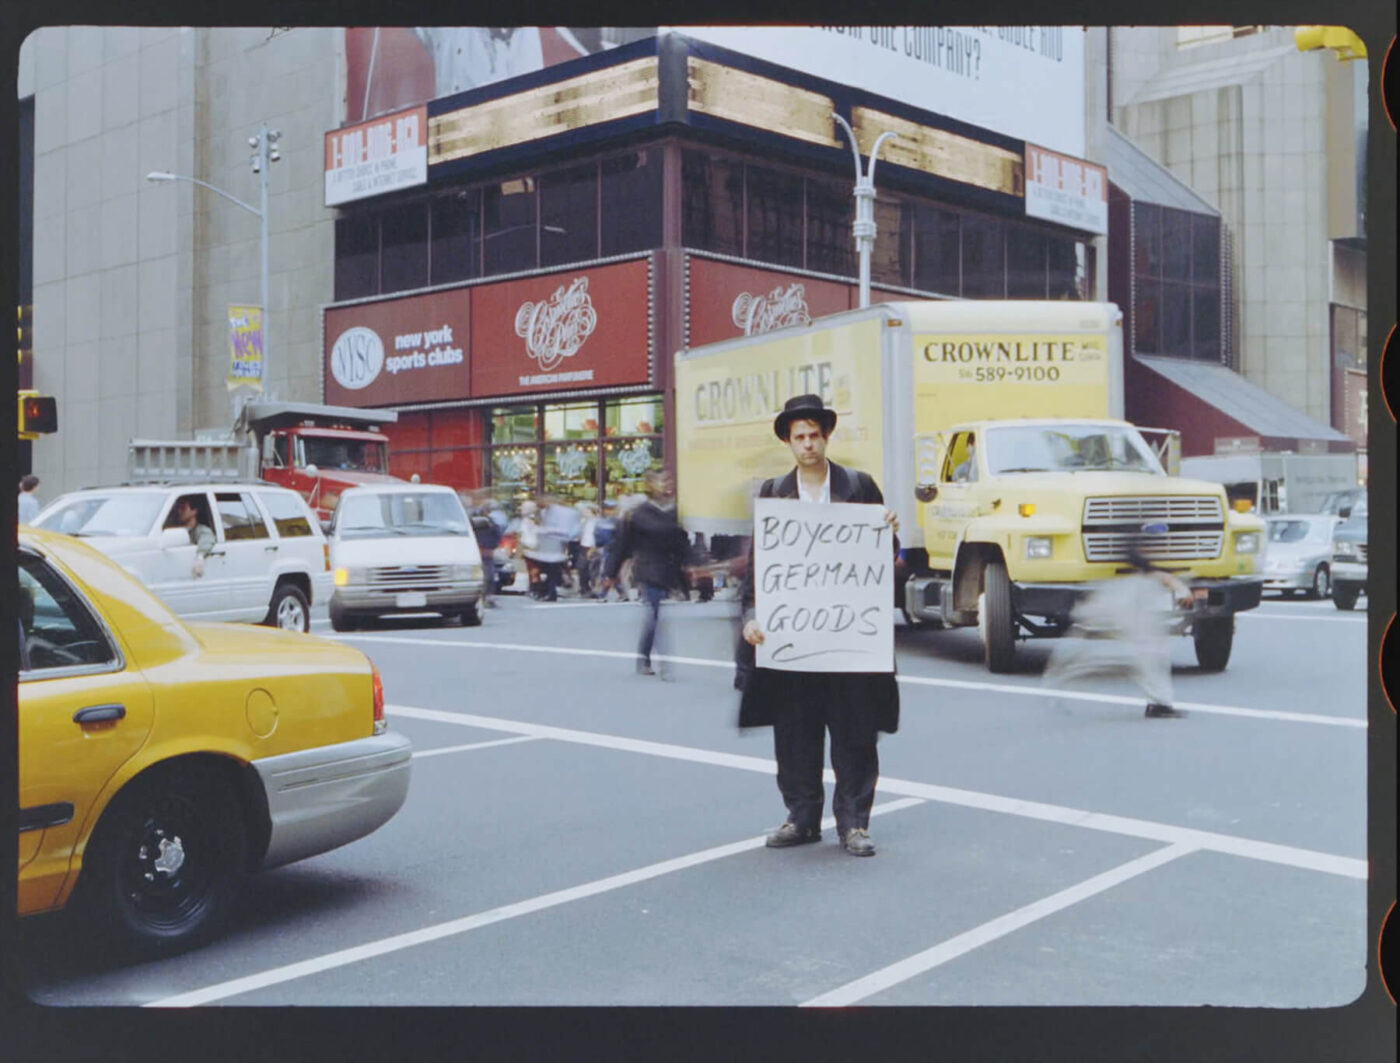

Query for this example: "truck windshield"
[35,492,167,537]
[302,437,388,473]
[984,424,1164,476]
[336,492,471,538]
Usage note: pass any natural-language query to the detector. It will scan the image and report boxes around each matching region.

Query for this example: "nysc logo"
[330,326,385,390]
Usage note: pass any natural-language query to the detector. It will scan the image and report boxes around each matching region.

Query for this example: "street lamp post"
[146,124,281,398]
[832,113,898,309]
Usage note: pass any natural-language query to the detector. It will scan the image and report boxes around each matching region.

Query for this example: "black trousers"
[772,704,878,834]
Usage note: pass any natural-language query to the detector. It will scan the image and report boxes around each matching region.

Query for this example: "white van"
[327,484,486,631]
[32,482,332,631]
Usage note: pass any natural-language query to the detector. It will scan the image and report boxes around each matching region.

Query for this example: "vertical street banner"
[753,498,895,672]
[227,306,264,391]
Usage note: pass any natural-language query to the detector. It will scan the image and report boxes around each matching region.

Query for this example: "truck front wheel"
[1192,616,1234,671]
[980,560,1016,674]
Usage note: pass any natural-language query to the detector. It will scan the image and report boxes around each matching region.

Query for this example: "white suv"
[32,482,332,632]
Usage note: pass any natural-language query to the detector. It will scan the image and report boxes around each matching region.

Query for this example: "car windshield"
[336,492,470,537]
[982,424,1164,475]
[1349,496,1368,518]
[302,436,388,473]
[1267,520,1315,543]
[34,492,167,538]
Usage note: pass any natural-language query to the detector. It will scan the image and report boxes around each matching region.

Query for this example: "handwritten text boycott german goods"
[753,499,894,673]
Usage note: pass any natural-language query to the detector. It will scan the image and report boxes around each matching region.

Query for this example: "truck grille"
[1082,495,1225,562]
[367,565,451,591]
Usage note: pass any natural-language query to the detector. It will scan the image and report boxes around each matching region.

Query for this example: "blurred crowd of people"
[458,481,735,607]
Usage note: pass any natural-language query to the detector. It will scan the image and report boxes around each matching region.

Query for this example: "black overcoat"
[736,461,900,738]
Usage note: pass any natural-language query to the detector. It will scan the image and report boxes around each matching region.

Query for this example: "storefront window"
[961,216,1005,298]
[543,441,599,503]
[681,149,743,258]
[484,177,538,276]
[912,205,960,296]
[540,163,599,268]
[1047,236,1082,299]
[431,190,481,285]
[602,437,662,501]
[334,214,379,300]
[491,446,539,501]
[490,405,540,444]
[605,397,663,436]
[746,165,804,269]
[380,201,429,293]
[601,149,662,256]
[543,402,600,441]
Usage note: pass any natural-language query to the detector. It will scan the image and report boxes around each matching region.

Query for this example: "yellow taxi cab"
[16,526,411,957]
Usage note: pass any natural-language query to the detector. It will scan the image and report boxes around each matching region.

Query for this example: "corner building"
[321,31,1105,511]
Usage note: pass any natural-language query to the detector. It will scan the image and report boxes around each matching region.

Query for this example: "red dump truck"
[127,400,402,523]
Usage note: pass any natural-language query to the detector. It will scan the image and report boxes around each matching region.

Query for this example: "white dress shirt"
[795,462,832,505]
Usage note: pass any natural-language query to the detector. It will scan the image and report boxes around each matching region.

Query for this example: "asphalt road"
[17,586,1373,1011]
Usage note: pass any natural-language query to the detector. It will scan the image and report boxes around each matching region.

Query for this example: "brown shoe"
[839,827,876,857]
[765,822,821,848]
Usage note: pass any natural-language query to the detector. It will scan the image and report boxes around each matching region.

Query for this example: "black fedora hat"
[773,394,837,440]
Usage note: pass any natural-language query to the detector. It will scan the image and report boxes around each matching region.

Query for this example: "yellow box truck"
[674,300,1265,673]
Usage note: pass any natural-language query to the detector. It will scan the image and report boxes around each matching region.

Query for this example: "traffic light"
[1295,25,1367,60]
[18,390,57,440]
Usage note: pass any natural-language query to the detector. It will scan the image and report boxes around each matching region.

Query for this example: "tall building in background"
[17,25,1362,502]
[1098,25,1364,471]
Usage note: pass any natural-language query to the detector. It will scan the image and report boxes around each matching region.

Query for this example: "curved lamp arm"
[145,171,261,217]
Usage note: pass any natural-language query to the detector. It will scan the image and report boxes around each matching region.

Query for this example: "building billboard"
[667,25,1086,158]
[324,105,428,206]
[343,28,627,123]
[324,289,470,407]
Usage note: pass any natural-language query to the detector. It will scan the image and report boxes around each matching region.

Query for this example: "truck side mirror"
[915,482,939,503]
[158,527,189,549]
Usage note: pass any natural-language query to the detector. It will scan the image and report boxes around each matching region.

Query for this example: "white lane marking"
[386,704,1367,881]
[412,735,540,759]
[338,634,1366,730]
[1240,612,1366,624]
[800,842,1197,1008]
[144,797,926,1007]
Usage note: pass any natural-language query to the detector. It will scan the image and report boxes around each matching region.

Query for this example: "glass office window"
[379,201,429,293]
[601,149,663,256]
[869,198,909,287]
[1006,227,1047,297]
[681,149,743,257]
[1193,289,1221,362]
[1133,203,1161,276]
[912,204,960,296]
[1192,214,1220,286]
[431,190,481,285]
[745,165,804,269]
[1162,210,1191,280]
[540,163,599,267]
[484,177,538,275]
[961,216,1005,298]
[1160,281,1191,355]
[806,177,855,276]
[1134,278,1160,353]
[334,214,379,300]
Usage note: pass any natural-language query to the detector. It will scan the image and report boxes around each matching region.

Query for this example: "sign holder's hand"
[742,618,765,646]
[884,508,900,535]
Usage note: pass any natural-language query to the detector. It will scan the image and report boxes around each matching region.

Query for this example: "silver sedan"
[1261,514,1339,598]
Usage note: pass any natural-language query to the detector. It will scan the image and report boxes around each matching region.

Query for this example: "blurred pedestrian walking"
[601,470,688,676]
[17,475,41,524]
[1041,542,1195,718]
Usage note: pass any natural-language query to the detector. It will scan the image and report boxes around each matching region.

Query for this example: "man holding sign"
[739,395,900,858]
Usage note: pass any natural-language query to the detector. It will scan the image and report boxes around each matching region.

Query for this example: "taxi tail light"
[323,543,331,571]
[372,666,386,734]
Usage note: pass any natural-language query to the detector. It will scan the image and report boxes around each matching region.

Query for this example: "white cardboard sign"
[753,499,895,673]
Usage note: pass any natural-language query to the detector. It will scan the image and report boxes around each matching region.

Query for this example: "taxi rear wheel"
[78,764,249,958]
[266,583,310,632]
